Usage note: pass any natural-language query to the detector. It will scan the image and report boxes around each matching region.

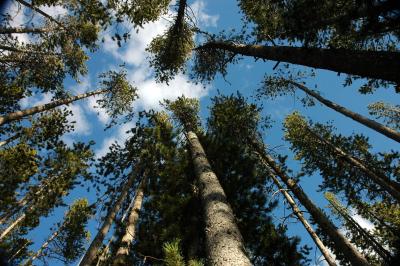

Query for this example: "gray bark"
[289,80,400,143]
[186,130,251,266]
[79,174,136,266]
[0,89,107,126]
[196,41,400,83]
[249,140,370,266]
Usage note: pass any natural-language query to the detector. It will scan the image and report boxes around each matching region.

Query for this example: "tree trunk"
[325,193,392,262]
[0,133,20,147]
[0,213,26,241]
[24,228,60,265]
[196,41,400,83]
[264,165,337,266]
[0,27,50,34]
[79,174,136,266]
[249,140,370,266]
[306,126,400,202]
[113,175,147,265]
[186,130,251,265]
[0,89,107,126]
[289,80,400,143]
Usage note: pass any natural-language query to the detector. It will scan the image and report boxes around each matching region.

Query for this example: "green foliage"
[163,239,185,266]
[164,96,201,132]
[368,101,400,130]
[147,3,194,83]
[97,68,138,127]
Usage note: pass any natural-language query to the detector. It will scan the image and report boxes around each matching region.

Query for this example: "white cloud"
[190,0,219,27]
[67,103,91,135]
[352,214,375,231]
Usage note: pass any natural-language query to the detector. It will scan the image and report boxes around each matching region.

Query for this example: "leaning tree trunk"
[24,227,61,265]
[196,41,400,83]
[263,164,337,266]
[0,89,107,126]
[0,213,26,241]
[0,27,51,34]
[306,126,400,202]
[113,175,147,265]
[79,174,136,266]
[186,130,252,265]
[288,80,400,143]
[0,133,20,147]
[249,140,370,266]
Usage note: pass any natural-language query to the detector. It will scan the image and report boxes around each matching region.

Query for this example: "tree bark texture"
[79,174,136,266]
[113,175,147,265]
[249,140,370,266]
[197,41,400,83]
[186,130,252,266]
[0,89,107,126]
[289,80,400,143]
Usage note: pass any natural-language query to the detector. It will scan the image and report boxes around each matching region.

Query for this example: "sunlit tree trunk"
[24,228,60,265]
[186,130,251,265]
[0,213,26,241]
[79,174,136,266]
[0,89,107,126]
[196,41,400,83]
[288,80,400,143]
[113,175,147,265]
[249,139,370,266]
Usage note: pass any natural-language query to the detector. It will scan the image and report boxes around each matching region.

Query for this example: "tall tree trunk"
[0,133,20,147]
[249,140,370,266]
[264,165,337,266]
[186,130,251,265]
[0,27,51,34]
[305,126,400,202]
[288,80,400,143]
[196,41,400,83]
[15,0,63,27]
[24,228,60,265]
[79,174,136,266]
[113,175,147,265]
[0,89,107,126]
[0,213,26,241]
[325,193,392,262]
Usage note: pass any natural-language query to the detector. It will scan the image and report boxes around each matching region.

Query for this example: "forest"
[0,0,399,265]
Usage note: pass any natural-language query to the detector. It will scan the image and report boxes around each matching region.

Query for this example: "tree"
[166,96,252,265]
[259,75,400,143]
[368,101,400,130]
[23,198,92,265]
[283,112,400,202]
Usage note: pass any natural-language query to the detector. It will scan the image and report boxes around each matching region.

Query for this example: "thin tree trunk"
[196,41,400,83]
[0,213,26,241]
[186,130,251,265]
[0,89,107,126]
[305,126,400,202]
[249,139,370,266]
[325,193,392,262]
[264,166,337,266]
[0,27,50,34]
[79,174,136,266]
[15,0,63,27]
[288,80,400,143]
[0,133,20,147]
[24,228,60,265]
[113,175,147,265]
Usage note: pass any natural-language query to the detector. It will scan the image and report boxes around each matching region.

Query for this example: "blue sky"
[3,0,400,265]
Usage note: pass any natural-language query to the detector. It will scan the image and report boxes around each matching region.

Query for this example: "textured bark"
[186,130,251,266]
[265,167,336,266]
[113,175,147,265]
[196,41,400,83]
[306,127,400,202]
[250,140,370,266]
[79,174,136,266]
[0,89,107,126]
[289,80,400,143]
